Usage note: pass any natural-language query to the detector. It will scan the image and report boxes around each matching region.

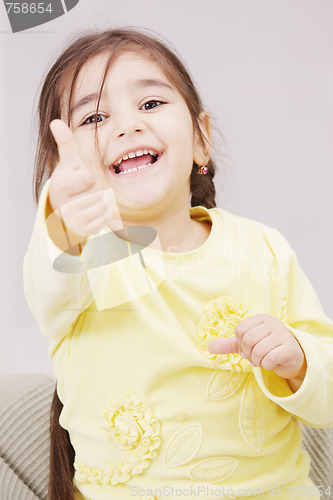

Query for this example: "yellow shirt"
[24,180,333,500]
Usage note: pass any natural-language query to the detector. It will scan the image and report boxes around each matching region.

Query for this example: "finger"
[83,214,113,236]
[260,344,293,372]
[208,336,239,355]
[53,167,97,199]
[250,335,282,367]
[50,119,83,168]
[241,324,273,361]
[235,314,275,337]
[76,196,113,226]
[59,189,109,219]
[57,188,114,233]
[262,343,304,376]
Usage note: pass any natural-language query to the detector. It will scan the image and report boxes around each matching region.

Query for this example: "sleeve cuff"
[253,327,330,426]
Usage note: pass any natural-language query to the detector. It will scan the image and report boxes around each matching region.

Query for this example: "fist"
[208,314,306,380]
[48,119,114,237]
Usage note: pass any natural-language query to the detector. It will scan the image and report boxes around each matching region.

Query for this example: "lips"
[113,148,160,168]
[108,150,162,177]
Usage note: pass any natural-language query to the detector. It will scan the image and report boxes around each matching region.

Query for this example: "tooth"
[136,150,143,156]
[123,154,129,160]
[128,152,135,159]
[148,150,155,155]
[143,149,148,154]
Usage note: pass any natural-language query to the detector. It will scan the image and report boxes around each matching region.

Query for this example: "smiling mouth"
[110,151,161,176]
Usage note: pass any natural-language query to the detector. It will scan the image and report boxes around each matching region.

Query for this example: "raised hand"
[48,119,115,239]
[208,314,306,383]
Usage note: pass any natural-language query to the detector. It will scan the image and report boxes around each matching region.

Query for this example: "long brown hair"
[34,27,216,208]
[38,28,218,499]
[49,387,75,500]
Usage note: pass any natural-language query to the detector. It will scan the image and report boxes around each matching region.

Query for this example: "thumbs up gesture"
[208,314,307,389]
[48,119,115,240]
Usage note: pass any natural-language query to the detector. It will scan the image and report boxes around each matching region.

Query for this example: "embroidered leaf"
[188,457,238,483]
[239,375,266,452]
[206,371,244,401]
[165,424,203,466]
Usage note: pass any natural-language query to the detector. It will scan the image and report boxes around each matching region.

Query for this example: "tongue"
[118,154,154,172]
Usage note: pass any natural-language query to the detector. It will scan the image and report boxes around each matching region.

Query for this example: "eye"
[140,100,165,111]
[81,113,107,126]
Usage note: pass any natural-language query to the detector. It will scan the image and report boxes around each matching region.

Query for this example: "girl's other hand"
[48,119,115,238]
[208,314,307,390]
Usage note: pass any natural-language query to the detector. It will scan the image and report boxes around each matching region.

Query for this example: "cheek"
[74,133,102,169]
[163,110,195,152]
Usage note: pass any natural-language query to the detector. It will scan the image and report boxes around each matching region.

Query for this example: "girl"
[24,28,333,500]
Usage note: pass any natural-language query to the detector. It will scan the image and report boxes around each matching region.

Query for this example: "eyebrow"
[136,78,173,91]
[71,78,174,115]
[71,93,99,115]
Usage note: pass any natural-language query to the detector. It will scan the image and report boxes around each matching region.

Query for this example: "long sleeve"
[253,229,333,427]
[23,180,166,344]
[23,180,96,342]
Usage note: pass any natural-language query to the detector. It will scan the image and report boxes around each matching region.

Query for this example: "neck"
[119,204,211,253]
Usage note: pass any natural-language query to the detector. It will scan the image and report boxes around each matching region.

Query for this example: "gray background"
[0,0,332,374]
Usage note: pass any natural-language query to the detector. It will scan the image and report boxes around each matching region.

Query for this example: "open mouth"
[109,149,161,176]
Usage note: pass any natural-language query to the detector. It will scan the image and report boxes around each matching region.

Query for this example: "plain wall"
[0,0,332,374]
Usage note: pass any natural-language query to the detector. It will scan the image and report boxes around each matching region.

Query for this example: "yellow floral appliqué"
[198,296,254,372]
[74,393,160,485]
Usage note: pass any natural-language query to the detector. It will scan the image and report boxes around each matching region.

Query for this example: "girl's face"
[63,51,208,221]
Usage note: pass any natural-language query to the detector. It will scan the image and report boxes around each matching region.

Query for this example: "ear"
[193,111,212,166]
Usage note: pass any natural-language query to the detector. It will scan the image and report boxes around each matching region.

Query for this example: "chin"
[116,188,168,217]
[121,200,160,217]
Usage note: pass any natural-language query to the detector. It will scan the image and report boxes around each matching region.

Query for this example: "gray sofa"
[0,373,333,500]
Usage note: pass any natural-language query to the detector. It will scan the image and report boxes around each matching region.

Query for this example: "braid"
[190,158,216,209]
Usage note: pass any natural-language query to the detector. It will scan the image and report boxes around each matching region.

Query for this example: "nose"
[114,110,144,139]
[117,127,142,138]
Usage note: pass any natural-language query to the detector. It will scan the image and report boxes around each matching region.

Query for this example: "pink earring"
[197,165,208,175]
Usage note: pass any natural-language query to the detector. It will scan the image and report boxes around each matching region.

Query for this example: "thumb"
[208,336,239,354]
[50,119,83,169]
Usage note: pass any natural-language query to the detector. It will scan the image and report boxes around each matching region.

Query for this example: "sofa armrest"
[0,373,55,500]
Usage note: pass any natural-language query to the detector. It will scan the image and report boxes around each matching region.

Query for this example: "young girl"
[24,28,333,500]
